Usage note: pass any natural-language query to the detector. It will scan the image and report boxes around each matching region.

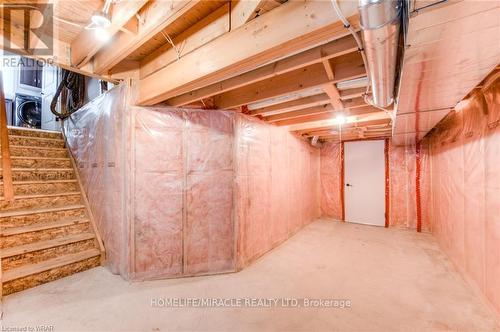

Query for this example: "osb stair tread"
[9,145,67,151]
[0,204,85,218]
[1,179,77,185]
[1,217,90,236]
[8,156,70,161]
[9,135,65,142]
[6,168,73,171]
[2,248,100,282]
[0,191,80,201]
[7,126,61,134]
[1,232,95,258]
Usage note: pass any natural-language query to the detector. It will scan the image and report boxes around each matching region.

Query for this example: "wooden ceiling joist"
[322,83,343,110]
[213,53,365,109]
[340,87,366,100]
[93,0,204,75]
[230,0,270,29]
[166,34,358,107]
[264,104,335,123]
[273,105,382,127]
[70,0,149,67]
[250,93,331,116]
[288,112,391,132]
[138,0,359,105]
[140,2,230,79]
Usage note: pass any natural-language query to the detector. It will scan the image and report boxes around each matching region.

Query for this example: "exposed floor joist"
[166,34,358,107]
[138,0,359,105]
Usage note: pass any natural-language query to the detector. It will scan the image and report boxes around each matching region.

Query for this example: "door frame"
[340,138,390,227]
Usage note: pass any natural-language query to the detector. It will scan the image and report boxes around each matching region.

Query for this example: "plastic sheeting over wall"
[320,142,342,219]
[319,140,430,231]
[235,116,320,267]
[64,85,320,280]
[421,81,500,316]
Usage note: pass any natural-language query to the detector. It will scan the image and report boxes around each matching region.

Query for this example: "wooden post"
[0,72,14,202]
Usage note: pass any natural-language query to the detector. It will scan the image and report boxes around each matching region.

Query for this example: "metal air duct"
[358,0,402,108]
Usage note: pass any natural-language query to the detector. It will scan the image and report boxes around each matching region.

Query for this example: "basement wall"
[63,85,320,280]
[421,81,500,316]
[319,140,430,231]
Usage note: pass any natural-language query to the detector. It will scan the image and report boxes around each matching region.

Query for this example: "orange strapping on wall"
[415,141,422,232]
[384,138,390,228]
[340,142,345,221]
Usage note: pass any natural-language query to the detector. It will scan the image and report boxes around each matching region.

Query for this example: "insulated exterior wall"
[422,81,500,317]
[64,85,320,280]
[319,140,429,231]
[64,85,130,276]
[320,142,342,219]
[235,116,321,267]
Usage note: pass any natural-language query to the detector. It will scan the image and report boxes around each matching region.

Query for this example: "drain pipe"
[330,0,402,109]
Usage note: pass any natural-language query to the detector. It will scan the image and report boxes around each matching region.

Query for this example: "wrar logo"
[1,3,53,55]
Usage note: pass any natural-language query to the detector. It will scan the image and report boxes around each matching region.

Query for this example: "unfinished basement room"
[0,0,499,331]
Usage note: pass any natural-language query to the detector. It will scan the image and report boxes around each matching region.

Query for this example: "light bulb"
[95,27,111,42]
[334,114,347,125]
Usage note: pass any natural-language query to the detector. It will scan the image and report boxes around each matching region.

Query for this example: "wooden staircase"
[0,127,105,296]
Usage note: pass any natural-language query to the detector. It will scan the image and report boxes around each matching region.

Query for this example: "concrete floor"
[2,219,499,332]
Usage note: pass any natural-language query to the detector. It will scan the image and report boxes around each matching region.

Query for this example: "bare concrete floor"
[2,219,499,331]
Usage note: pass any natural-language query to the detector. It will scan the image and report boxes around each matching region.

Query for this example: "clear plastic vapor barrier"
[421,80,500,316]
[63,85,321,280]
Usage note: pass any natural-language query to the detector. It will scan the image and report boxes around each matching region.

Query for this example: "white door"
[41,65,59,131]
[344,140,385,226]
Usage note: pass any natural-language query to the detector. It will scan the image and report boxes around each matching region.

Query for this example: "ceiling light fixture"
[95,27,111,42]
[334,114,347,125]
[91,0,112,28]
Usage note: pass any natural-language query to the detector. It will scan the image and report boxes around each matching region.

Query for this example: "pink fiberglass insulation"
[235,115,321,268]
[64,85,321,280]
[421,80,500,316]
[319,140,429,231]
[388,143,417,229]
[63,85,130,276]
[320,142,342,219]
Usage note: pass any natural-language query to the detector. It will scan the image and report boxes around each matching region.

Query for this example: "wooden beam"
[322,58,335,80]
[287,111,391,132]
[265,104,335,122]
[140,3,230,79]
[250,93,330,116]
[93,0,202,75]
[322,83,343,110]
[340,87,366,100]
[166,34,358,106]
[213,53,365,109]
[138,0,359,105]
[70,0,148,67]
[343,97,367,109]
[230,0,265,29]
[274,105,382,126]
[301,120,391,136]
